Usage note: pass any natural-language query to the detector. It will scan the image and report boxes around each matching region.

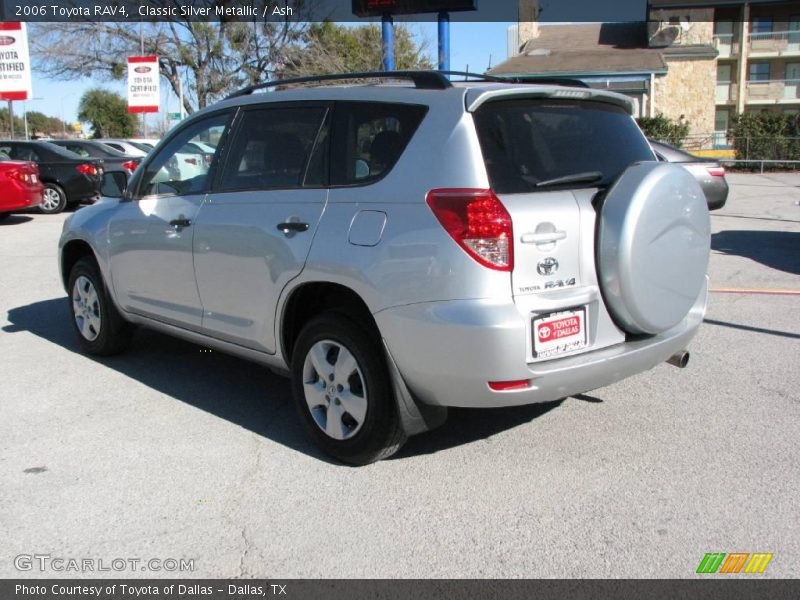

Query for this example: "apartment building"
[493,0,800,146]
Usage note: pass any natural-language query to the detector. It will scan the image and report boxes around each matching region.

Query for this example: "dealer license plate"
[532,308,587,359]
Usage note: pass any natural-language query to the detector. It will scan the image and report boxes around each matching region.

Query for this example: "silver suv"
[59,72,711,464]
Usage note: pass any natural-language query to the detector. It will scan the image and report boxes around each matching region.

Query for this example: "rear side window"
[10,146,40,162]
[219,107,328,191]
[473,99,654,194]
[331,102,427,186]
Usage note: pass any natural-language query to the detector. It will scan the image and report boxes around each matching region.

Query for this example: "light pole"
[23,97,43,140]
[60,93,75,138]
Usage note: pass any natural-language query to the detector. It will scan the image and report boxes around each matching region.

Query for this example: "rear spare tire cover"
[597,162,710,335]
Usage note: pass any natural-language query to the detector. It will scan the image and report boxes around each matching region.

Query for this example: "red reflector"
[706,166,725,177]
[122,160,140,172]
[184,157,197,165]
[426,188,513,271]
[77,164,98,176]
[488,379,531,391]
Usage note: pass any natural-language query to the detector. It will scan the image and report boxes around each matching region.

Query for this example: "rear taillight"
[77,164,99,176]
[707,166,725,177]
[426,188,513,271]
[8,169,35,184]
[184,157,198,166]
[122,160,140,173]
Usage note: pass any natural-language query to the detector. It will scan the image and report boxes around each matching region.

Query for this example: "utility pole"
[382,14,394,71]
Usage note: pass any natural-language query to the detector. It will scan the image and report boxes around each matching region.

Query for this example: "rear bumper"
[0,184,43,212]
[376,278,708,408]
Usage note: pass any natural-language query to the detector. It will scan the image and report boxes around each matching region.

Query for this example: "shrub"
[729,112,800,161]
[636,113,690,147]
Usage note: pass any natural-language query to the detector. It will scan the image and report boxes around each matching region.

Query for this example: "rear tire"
[68,257,133,355]
[291,312,406,465]
[40,183,67,214]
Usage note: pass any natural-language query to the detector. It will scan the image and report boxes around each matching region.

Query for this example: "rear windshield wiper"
[535,171,603,189]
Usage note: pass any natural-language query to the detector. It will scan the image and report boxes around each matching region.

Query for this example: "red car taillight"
[426,188,513,272]
[77,164,99,176]
[707,166,725,177]
[122,160,140,173]
[7,169,35,184]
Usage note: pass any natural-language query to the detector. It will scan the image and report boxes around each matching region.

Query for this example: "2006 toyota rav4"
[59,72,710,464]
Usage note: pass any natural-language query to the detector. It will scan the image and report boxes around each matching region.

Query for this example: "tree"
[25,111,66,137]
[636,113,690,147]
[31,3,313,114]
[280,22,433,77]
[78,89,137,138]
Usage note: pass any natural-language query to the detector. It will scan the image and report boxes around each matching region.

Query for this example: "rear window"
[473,99,654,194]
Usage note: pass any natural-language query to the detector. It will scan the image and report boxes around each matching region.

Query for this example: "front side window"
[218,107,328,192]
[136,112,231,198]
[331,102,427,186]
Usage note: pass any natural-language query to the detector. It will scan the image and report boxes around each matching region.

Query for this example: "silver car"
[649,139,729,210]
[59,72,711,464]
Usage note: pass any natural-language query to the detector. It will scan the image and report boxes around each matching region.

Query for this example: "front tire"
[68,257,133,355]
[40,183,67,214]
[291,312,406,465]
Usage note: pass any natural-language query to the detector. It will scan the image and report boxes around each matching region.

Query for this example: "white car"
[97,139,149,157]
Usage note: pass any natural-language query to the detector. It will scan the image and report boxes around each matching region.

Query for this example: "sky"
[25,21,513,135]
[23,0,647,131]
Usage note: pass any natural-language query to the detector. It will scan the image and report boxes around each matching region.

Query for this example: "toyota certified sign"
[127,55,159,113]
[0,22,33,101]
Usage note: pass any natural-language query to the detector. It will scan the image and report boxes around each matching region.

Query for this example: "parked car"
[59,72,711,464]
[0,155,43,219]
[50,139,141,177]
[97,139,150,157]
[649,139,729,210]
[0,141,103,214]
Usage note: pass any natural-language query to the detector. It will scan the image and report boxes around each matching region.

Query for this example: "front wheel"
[291,312,406,465]
[68,257,133,355]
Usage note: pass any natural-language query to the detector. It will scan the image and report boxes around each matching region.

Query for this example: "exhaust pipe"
[667,351,690,369]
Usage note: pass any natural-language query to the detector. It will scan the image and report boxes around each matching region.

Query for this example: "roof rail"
[226,71,453,98]
[225,70,590,100]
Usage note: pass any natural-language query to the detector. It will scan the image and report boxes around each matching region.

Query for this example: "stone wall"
[653,56,717,135]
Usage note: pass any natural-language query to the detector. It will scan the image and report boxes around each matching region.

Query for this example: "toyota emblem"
[537,257,559,276]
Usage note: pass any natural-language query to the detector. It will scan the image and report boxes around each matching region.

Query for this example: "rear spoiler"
[465,87,636,115]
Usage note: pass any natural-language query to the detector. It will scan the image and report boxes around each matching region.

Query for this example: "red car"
[0,157,44,220]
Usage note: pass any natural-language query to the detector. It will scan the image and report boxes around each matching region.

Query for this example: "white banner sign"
[127,55,159,113]
[0,22,32,101]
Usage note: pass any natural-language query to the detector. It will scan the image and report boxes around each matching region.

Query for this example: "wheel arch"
[60,238,98,290]
[280,280,447,437]
[280,281,377,365]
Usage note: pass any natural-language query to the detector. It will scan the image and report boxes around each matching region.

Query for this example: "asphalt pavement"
[1,173,798,578]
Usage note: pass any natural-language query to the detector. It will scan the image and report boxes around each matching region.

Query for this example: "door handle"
[521,230,567,244]
[276,222,309,234]
[169,218,192,228]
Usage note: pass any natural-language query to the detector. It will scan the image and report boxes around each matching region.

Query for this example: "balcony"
[745,79,800,104]
[748,31,800,57]
[713,34,739,58]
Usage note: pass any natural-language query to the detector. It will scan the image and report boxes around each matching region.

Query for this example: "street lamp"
[23,97,43,140]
